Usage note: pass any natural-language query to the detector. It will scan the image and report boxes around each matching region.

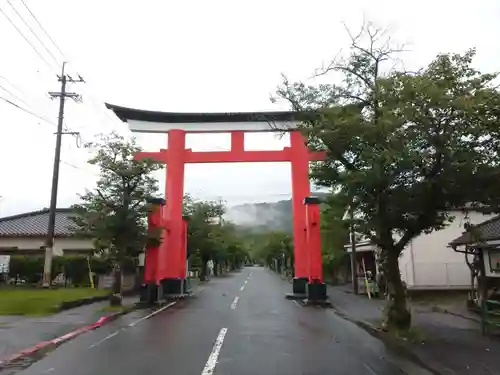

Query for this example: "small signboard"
[488,249,500,272]
[99,275,114,289]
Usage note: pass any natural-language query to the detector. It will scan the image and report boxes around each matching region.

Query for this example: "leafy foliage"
[183,195,248,279]
[250,230,293,272]
[71,132,163,300]
[321,193,350,282]
[276,22,500,331]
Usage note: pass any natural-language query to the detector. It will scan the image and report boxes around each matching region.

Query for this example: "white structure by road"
[346,209,495,290]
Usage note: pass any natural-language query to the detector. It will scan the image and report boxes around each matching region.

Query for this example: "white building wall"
[399,211,495,289]
[0,237,94,256]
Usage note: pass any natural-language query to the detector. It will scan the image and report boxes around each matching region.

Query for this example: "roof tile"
[0,209,77,237]
[449,215,500,246]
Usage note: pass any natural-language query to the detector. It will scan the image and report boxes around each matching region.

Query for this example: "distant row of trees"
[183,194,249,280]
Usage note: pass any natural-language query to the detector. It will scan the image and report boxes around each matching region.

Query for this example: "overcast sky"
[0,0,499,217]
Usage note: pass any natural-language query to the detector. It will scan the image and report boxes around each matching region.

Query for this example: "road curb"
[0,308,132,368]
[432,305,481,323]
[332,309,445,375]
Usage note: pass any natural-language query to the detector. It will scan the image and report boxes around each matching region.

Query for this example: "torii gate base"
[285,197,329,304]
[106,104,329,304]
[140,197,191,304]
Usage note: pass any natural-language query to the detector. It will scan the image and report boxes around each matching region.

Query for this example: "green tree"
[276,23,500,331]
[71,132,163,305]
[321,193,350,283]
[254,231,293,272]
[183,195,225,280]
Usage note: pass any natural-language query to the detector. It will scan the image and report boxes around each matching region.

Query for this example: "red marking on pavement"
[0,313,117,367]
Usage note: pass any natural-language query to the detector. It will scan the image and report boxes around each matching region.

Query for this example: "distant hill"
[225,192,329,232]
[225,199,293,232]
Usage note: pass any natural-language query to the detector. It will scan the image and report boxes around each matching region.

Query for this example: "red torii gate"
[106,104,328,302]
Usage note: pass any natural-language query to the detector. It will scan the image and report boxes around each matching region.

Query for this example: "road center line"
[88,330,121,349]
[240,285,245,291]
[88,301,177,349]
[128,301,176,327]
[201,328,228,375]
[230,296,239,309]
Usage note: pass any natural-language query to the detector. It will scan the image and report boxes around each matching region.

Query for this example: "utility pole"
[42,62,84,287]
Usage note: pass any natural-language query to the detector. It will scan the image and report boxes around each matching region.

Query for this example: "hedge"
[8,255,137,286]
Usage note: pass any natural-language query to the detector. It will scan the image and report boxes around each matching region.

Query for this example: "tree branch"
[96,189,118,209]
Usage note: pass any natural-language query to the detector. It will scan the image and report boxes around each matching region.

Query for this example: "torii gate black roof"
[105,103,302,124]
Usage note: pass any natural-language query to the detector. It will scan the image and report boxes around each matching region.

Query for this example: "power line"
[0,95,97,176]
[0,96,56,126]
[60,160,99,176]
[0,5,58,72]
[5,0,61,67]
[4,3,121,131]
[18,0,65,58]
[0,76,59,125]
[0,82,36,113]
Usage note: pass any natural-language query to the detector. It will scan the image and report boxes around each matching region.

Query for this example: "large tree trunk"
[200,258,208,281]
[382,249,411,332]
[109,261,122,306]
[213,260,219,276]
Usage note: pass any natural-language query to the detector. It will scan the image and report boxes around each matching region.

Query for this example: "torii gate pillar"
[140,197,165,304]
[304,196,328,304]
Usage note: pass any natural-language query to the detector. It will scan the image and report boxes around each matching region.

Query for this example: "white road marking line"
[41,368,55,374]
[88,331,121,349]
[239,285,245,291]
[363,363,379,375]
[128,301,176,327]
[201,328,228,375]
[230,296,239,309]
[88,301,177,349]
[244,280,248,285]
[293,300,301,307]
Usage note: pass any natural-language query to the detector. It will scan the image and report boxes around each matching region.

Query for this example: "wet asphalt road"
[3,267,432,375]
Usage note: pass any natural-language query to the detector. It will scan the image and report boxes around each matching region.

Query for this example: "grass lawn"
[0,287,109,316]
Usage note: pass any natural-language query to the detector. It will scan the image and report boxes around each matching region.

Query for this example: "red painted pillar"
[145,199,164,284]
[290,131,311,287]
[158,129,186,291]
[305,197,322,283]
[304,196,327,303]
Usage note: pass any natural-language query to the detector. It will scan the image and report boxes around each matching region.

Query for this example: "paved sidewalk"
[328,285,500,375]
[0,296,138,361]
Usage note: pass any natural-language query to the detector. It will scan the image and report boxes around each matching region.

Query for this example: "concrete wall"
[0,237,94,256]
[399,210,495,289]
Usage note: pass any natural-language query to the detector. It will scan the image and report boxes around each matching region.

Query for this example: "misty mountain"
[225,193,329,232]
[225,200,293,232]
